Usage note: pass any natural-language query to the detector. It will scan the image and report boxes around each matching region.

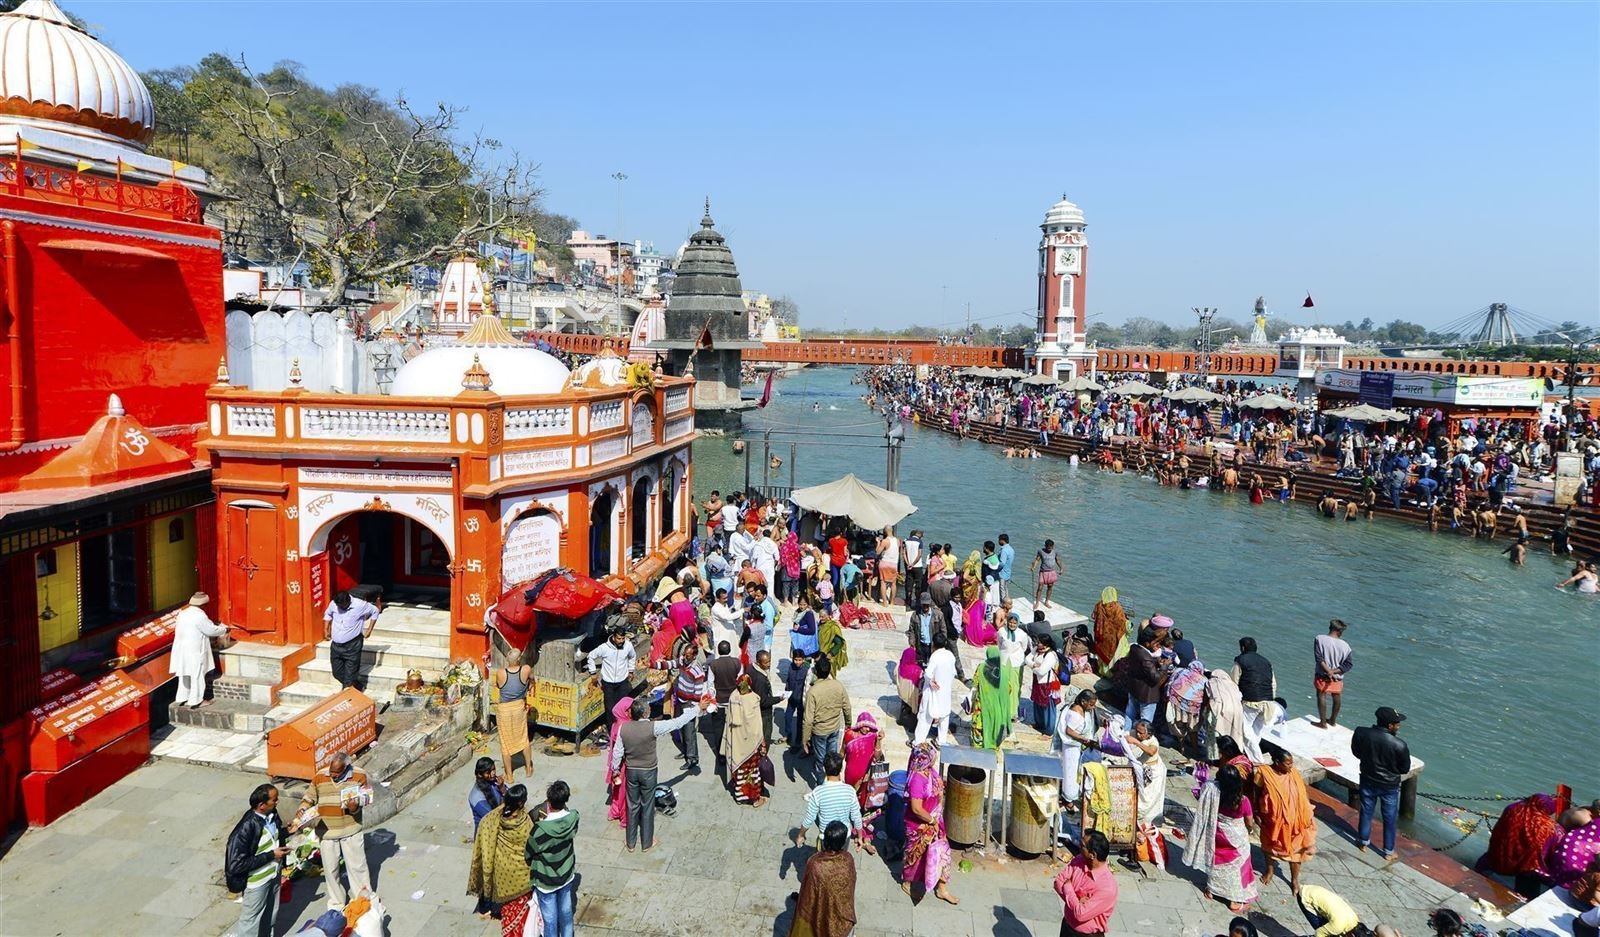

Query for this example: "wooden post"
[1399,775,1419,819]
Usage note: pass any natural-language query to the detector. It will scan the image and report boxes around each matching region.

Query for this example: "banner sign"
[1358,372,1394,408]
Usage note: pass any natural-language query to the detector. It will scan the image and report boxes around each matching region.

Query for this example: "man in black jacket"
[1352,706,1411,857]
[1232,636,1279,762]
[225,783,288,937]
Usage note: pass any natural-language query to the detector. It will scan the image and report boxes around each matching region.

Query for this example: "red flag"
[1302,293,1315,308]
[758,371,775,408]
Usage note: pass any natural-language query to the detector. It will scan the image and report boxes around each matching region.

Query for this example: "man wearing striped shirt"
[672,644,708,772]
[795,752,872,854]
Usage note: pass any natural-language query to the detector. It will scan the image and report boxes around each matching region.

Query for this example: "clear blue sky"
[77,1,1600,333]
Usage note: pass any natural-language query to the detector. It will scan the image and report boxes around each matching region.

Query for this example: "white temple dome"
[0,0,156,147]
[390,315,571,397]
[1043,194,1085,228]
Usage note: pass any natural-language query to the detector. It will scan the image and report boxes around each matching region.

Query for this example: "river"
[690,366,1598,855]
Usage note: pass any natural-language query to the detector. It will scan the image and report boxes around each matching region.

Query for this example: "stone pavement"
[0,603,1502,937]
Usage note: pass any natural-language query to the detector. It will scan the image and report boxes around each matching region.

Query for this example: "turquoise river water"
[691,367,1598,855]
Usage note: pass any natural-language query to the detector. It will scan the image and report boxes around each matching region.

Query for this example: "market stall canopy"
[955,367,987,377]
[1020,373,1058,386]
[1324,403,1398,422]
[991,367,1028,379]
[1058,375,1104,392]
[1108,380,1162,397]
[790,473,917,530]
[1238,393,1301,411]
[1165,386,1222,403]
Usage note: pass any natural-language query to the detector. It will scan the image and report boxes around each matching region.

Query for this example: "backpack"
[653,784,677,815]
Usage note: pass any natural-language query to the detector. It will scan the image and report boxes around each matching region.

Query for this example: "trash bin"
[1007,774,1055,855]
[884,769,909,846]
[944,764,987,847]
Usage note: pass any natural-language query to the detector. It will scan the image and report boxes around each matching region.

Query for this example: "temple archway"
[590,487,619,576]
[308,508,452,611]
[630,474,656,562]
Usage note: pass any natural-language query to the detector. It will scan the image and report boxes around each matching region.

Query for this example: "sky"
[74,1,1600,334]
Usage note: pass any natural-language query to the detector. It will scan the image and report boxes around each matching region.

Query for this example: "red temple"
[0,0,226,829]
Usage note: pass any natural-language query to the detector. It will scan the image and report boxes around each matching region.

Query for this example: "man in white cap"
[171,592,228,708]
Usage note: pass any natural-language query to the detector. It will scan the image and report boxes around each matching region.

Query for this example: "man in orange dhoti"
[1254,744,1317,894]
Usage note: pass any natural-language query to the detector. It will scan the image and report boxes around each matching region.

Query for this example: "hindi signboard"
[1358,371,1394,409]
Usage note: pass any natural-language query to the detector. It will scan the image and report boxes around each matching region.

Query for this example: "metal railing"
[1,158,202,223]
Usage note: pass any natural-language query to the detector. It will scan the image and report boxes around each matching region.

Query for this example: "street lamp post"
[611,171,627,334]
[1193,306,1218,383]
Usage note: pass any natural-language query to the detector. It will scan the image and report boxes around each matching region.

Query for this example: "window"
[35,549,57,578]
[168,517,186,543]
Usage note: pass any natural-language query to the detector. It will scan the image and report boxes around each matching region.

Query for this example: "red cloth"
[1485,796,1557,877]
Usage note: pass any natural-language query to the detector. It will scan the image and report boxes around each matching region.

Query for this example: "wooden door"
[224,504,280,636]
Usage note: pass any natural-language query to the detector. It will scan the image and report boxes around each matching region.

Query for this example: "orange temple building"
[201,316,696,681]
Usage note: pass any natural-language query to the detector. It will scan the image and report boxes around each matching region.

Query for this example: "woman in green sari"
[970,647,1013,749]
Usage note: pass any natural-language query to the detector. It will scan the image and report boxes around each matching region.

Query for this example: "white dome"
[391,345,570,397]
[0,0,155,147]
[1042,194,1085,228]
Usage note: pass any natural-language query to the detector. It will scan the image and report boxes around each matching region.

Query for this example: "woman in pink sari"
[605,696,634,828]
[901,741,958,905]
[962,594,994,646]
[1185,765,1259,913]
[843,712,886,851]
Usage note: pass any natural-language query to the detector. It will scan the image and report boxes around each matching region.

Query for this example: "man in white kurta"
[914,641,959,744]
[171,592,229,707]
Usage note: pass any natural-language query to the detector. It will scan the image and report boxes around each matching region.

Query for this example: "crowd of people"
[862,365,1599,585]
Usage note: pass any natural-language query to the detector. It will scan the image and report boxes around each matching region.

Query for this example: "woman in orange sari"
[1253,744,1316,894]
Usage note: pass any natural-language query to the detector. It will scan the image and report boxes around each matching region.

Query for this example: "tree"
[769,295,801,327]
[154,55,542,303]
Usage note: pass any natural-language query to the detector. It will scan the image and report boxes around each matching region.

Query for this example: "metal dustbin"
[1007,774,1054,855]
[944,764,987,847]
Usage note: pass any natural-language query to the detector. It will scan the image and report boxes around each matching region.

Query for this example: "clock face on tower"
[1055,247,1080,275]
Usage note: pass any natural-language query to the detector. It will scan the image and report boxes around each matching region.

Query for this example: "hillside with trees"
[142,54,572,300]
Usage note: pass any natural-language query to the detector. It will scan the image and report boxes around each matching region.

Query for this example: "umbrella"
[1058,375,1104,392]
[1380,408,1411,422]
[1020,373,1057,386]
[990,367,1028,379]
[1108,380,1162,397]
[1324,403,1394,422]
[1165,386,1222,403]
[1238,393,1300,411]
[955,367,985,377]
[790,472,917,530]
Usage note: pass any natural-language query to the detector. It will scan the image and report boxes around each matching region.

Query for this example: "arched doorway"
[630,475,653,561]
[590,489,616,576]
[660,463,678,540]
[317,510,450,610]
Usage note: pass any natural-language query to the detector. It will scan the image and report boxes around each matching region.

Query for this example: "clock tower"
[1031,194,1094,378]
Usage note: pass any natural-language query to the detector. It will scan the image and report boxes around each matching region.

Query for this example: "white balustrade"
[590,400,625,431]
[300,407,451,442]
[505,406,572,439]
[226,405,277,436]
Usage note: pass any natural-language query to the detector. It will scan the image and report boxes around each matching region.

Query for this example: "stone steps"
[167,698,271,734]
[311,639,452,673]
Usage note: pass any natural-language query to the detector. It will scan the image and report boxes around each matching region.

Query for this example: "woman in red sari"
[605,696,634,828]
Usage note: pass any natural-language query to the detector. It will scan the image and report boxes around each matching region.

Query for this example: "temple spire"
[701,196,713,228]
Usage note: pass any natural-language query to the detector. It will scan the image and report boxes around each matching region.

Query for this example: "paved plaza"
[0,611,1498,937]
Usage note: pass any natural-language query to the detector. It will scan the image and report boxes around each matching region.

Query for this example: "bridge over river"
[526,331,1564,379]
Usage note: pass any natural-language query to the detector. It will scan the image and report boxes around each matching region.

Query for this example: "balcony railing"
[1,158,202,224]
